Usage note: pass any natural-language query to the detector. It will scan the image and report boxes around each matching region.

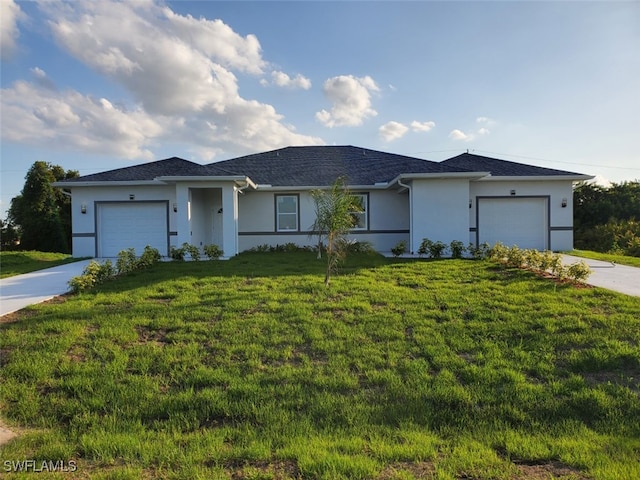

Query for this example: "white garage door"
[97,202,168,257]
[478,197,548,250]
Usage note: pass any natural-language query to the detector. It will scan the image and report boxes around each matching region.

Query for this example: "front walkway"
[0,260,93,317]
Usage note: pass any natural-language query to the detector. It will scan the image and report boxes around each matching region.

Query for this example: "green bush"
[137,245,161,268]
[170,243,200,261]
[428,240,447,259]
[391,240,407,257]
[468,242,490,260]
[449,240,466,259]
[417,238,432,257]
[68,260,115,293]
[116,248,137,275]
[566,260,592,283]
[170,245,186,261]
[203,244,223,260]
[505,245,525,268]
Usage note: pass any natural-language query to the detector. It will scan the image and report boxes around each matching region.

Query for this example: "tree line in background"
[574,180,640,257]
[1,161,78,253]
[1,161,639,258]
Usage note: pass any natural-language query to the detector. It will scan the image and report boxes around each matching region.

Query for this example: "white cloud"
[316,75,379,127]
[411,120,435,132]
[2,0,323,160]
[262,71,312,90]
[0,0,25,59]
[449,129,472,141]
[379,121,409,141]
[476,116,492,124]
[477,127,490,136]
[1,80,164,159]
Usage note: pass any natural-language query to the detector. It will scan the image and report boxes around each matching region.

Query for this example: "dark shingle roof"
[62,157,209,182]
[205,146,472,185]
[59,147,588,186]
[441,153,584,177]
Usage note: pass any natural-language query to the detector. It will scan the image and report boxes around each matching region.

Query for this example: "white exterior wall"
[469,179,575,251]
[237,189,410,252]
[69,185,176,257]
[409,178,471,254]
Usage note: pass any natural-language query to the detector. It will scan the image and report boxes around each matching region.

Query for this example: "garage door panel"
[97,202,168,257]
[478,197,548,250]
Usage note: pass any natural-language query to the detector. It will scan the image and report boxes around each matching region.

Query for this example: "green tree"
[0,219,20,250]
[8,161,79,253]
[311,178,363,286]
[574,180,640,256]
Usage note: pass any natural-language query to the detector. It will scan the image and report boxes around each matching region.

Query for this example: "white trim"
[475,175,594,182]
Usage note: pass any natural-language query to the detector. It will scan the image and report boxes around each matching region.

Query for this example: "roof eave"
[474,174,595,182]
[155,175,257,188]
[390,171,491,185]
[254,183,392,191]
[52,180,167,188]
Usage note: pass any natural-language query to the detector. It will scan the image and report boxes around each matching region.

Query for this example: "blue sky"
[1,0,639,218]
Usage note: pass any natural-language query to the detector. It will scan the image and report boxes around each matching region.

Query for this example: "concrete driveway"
[562,254,640,297]
[0,259,93,317]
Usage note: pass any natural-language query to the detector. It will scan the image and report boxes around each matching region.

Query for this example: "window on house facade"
[276,194,299,231]
[351,193,368,230]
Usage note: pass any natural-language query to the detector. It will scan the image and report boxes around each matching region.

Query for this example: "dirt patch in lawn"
[0,418,17,447]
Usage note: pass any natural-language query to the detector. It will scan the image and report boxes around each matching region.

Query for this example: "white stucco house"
[54,146,593,258]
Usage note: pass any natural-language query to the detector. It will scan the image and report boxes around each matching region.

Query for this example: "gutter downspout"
[397,178,413,254]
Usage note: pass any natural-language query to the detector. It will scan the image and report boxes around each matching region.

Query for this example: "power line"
[471,150,640,171]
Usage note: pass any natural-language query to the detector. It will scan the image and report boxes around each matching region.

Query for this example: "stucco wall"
[409,178,471,253]
[237,189,409,252]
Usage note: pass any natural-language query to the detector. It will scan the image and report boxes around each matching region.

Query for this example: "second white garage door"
[478,197,548,251]
[97,202,169,257]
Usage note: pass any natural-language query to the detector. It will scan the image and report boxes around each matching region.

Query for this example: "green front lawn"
[569,249,640,268]
[1,252,639,479]
[0,251,81,279]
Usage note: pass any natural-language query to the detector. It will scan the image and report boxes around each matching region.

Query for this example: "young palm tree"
[310,178,363,286]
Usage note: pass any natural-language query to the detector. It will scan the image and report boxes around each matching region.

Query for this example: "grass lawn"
[0,251,82,279]
[568,250,640,268]
[1,252,639,479]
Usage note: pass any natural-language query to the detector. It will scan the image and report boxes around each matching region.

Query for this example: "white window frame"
[275,194,299,232]
[350,193,368,231]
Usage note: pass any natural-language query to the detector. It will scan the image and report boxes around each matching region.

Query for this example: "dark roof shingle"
[441,153,584,177]
[62,157,208,182]
[205,145,472,186]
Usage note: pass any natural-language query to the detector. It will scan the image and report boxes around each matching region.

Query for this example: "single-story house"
[54,146,593,258]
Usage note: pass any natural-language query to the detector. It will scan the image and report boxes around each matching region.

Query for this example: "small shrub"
[566,260,592,283]
[450,240,466,259]
[391,240,407,257]
[505,246,525,268]
[538,250,555,272]
[488,242,509,262]
[468,242,490,260]
[204,244,223,260]
[341,240,375,255]
[548,253,565,278]
[68,260,115,293]
[170,245,185,261]
[418,238,433,257]
[116,248,137,275]
[428,240,447,259]
[524,249,542,271]
[137,245,161,269]
[182,243,201,261]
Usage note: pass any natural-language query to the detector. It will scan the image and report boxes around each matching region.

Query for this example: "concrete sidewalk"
[562,254,640,297]
[0,259,93,317]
